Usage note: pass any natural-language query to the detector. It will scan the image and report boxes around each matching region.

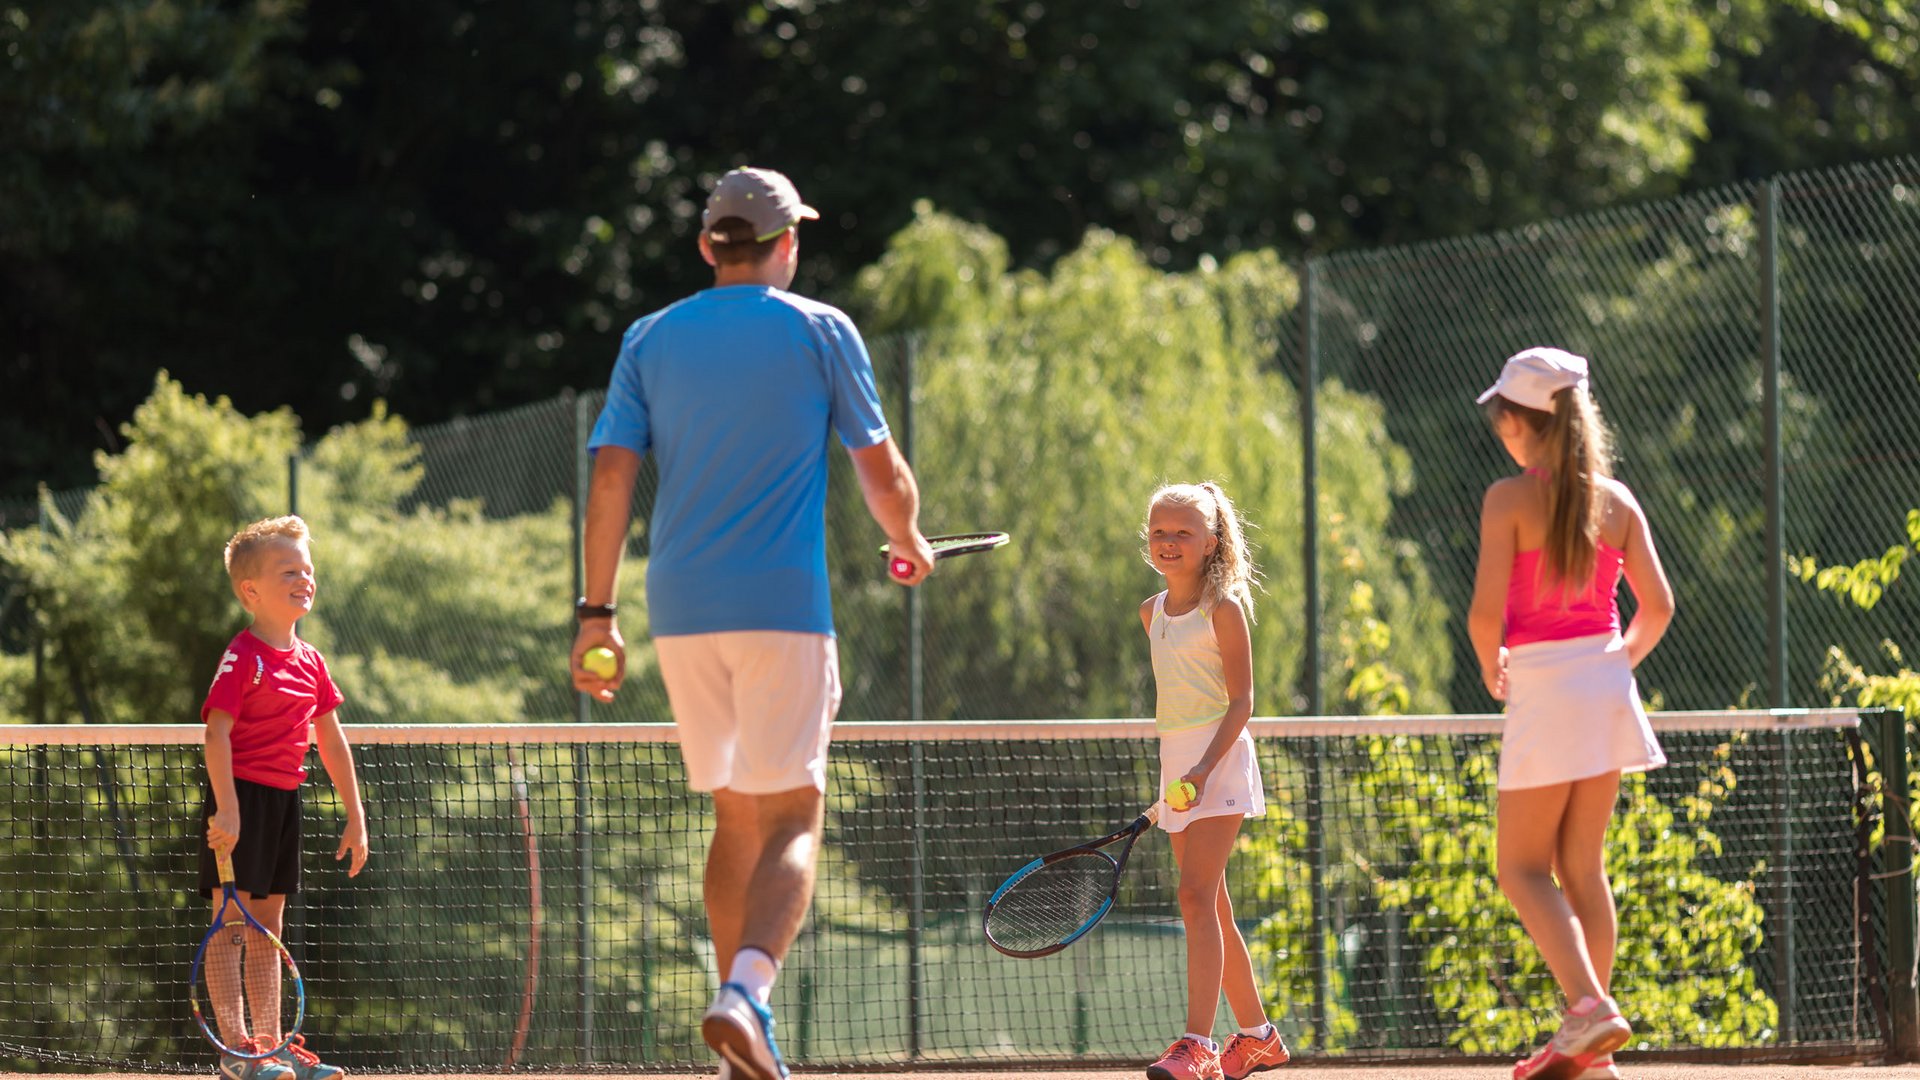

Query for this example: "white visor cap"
[1476,346,1591,412]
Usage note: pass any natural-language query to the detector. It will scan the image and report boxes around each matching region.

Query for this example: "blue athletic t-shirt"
[588,285,890,637]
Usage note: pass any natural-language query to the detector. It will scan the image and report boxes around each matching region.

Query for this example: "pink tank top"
[1505,542,1624,647]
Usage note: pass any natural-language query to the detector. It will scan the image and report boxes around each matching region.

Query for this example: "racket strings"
[984,851,1118,953]
[200,921,295,1052]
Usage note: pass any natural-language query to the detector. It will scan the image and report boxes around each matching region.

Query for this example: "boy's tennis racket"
[982,801,1163,958]
[884,531,1010,580]
[189,850,306,1059]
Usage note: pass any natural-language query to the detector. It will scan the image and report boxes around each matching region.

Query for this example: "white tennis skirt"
[1500,632,1667,791]
[1157,724,1266,834]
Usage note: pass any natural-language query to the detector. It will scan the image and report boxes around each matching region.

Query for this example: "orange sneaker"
[1147,1036,1223,1080]
[1220,1026,1290,1079]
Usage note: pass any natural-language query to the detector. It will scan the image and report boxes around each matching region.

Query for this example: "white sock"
[1182,1033,1217,1052]
[727,947,779,1005]
[1238,1021,1274,1039]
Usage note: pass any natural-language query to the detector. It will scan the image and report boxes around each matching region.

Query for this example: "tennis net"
[0,709,1902,1070]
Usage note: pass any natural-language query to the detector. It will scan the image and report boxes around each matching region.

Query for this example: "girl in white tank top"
[1138,483,1286,1080]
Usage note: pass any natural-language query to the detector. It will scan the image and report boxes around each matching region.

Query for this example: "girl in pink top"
[1468,348,1675,1080]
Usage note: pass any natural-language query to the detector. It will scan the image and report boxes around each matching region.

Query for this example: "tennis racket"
[189,849,306,1060]
[883,531,1010,580]
[982,801,1163,958]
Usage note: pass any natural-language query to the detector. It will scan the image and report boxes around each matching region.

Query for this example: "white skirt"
[1499,632,1666,791]
[1157,724,1266,834]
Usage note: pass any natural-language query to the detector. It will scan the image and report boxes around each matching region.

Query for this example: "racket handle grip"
[890,557,915,580]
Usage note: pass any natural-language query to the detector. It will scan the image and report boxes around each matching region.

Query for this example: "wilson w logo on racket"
[189,850,306,1063]
[883,531,1009,580]
[981,801,1162,958]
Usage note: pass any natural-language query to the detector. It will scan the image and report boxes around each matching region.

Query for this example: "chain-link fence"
[1301,157,1920,717]
[4,155,1920,1066]
[4,159,1917,726]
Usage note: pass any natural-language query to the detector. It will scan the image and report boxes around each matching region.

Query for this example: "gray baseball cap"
[702,167,819,242]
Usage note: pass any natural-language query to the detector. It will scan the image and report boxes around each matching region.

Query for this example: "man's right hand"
[888,531,936,586]
[571,623,627,703]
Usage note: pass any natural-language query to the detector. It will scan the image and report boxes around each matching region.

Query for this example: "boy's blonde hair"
[1142,482,1259,620]
[224,515,311,594]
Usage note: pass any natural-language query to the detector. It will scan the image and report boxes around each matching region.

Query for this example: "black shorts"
[198,778,302,899]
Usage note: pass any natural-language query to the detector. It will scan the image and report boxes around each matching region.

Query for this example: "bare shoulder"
[1597,475,1646,519]
[1209,595,1249,629]
[1481,475,1530,516]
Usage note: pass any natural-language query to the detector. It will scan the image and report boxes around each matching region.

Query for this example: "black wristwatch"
[575,598,618,621]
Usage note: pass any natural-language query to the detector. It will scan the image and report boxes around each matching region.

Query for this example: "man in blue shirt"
[570,167,933,1080]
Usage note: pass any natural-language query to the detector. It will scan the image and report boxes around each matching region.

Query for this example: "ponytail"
[1491,386,1614,592]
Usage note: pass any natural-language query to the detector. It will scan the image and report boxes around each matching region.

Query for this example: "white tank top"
[1149,591,1228,735]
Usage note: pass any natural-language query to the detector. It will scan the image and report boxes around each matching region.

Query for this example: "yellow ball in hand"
[1165,780,1197,812]
[582,646,619,680]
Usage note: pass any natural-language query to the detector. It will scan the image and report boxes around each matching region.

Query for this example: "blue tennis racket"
[982,801,1163,958]
[189,850,306,1060]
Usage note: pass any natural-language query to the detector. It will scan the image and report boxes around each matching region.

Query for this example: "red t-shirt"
[201,630,344,790]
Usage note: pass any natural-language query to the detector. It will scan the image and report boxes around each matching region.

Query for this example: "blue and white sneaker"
[271,1035,344,1080]
[702,982,789,1080]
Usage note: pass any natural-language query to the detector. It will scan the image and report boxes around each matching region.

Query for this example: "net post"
[908,742,928,1059]
[1772,725,1797,1042]
[1306,735,1331,1047]
[287,453,300,517]
[1882,709,1920,1060]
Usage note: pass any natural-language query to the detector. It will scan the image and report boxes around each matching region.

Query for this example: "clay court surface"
[22,1060,1920,1068]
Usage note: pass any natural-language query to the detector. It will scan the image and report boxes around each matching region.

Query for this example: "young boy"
[202,516,368,1080]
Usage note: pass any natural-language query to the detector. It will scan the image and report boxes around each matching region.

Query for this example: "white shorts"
[1499,632,1666,791]
[1157,724,1265,834]
[654,631,841,794]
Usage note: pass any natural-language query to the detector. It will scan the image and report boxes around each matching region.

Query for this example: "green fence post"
[1757,181,1799,1037]
[902,335,928,1059]
[1884,710,1920,1060]
[571,389,597,1063]
[1299,259,1331,1047]
[1300,259,1322,717]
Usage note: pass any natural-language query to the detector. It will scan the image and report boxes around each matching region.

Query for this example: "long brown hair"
[1487,386,1614,591]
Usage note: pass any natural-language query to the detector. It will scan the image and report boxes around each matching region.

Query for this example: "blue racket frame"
[189,850,307,1059]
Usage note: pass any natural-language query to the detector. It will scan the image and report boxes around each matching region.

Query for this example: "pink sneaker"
[1513,998,1631,1080]
[1147,1036,1223,1080]
[1219,1027,1290,1079]
[1575,1059,1620,1080]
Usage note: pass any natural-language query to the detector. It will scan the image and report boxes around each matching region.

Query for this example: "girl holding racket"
[1468,348,1674,1080]
[1139,482,1286,1080]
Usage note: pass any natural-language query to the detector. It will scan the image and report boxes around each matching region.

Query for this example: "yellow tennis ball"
[582,646,618,679]
[1166,780,1197,811]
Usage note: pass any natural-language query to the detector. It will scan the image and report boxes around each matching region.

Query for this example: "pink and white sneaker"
[1146,1036,1223,1080]
[1575,1058,1620,1079]
[1513,997,1632,1080]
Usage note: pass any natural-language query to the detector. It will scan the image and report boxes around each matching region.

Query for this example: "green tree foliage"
[839,205,1450,722]
[1361,738,1775,1053]
[14,0,1920,505]
[1798,507,1920,723]
[0,374,667,730]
